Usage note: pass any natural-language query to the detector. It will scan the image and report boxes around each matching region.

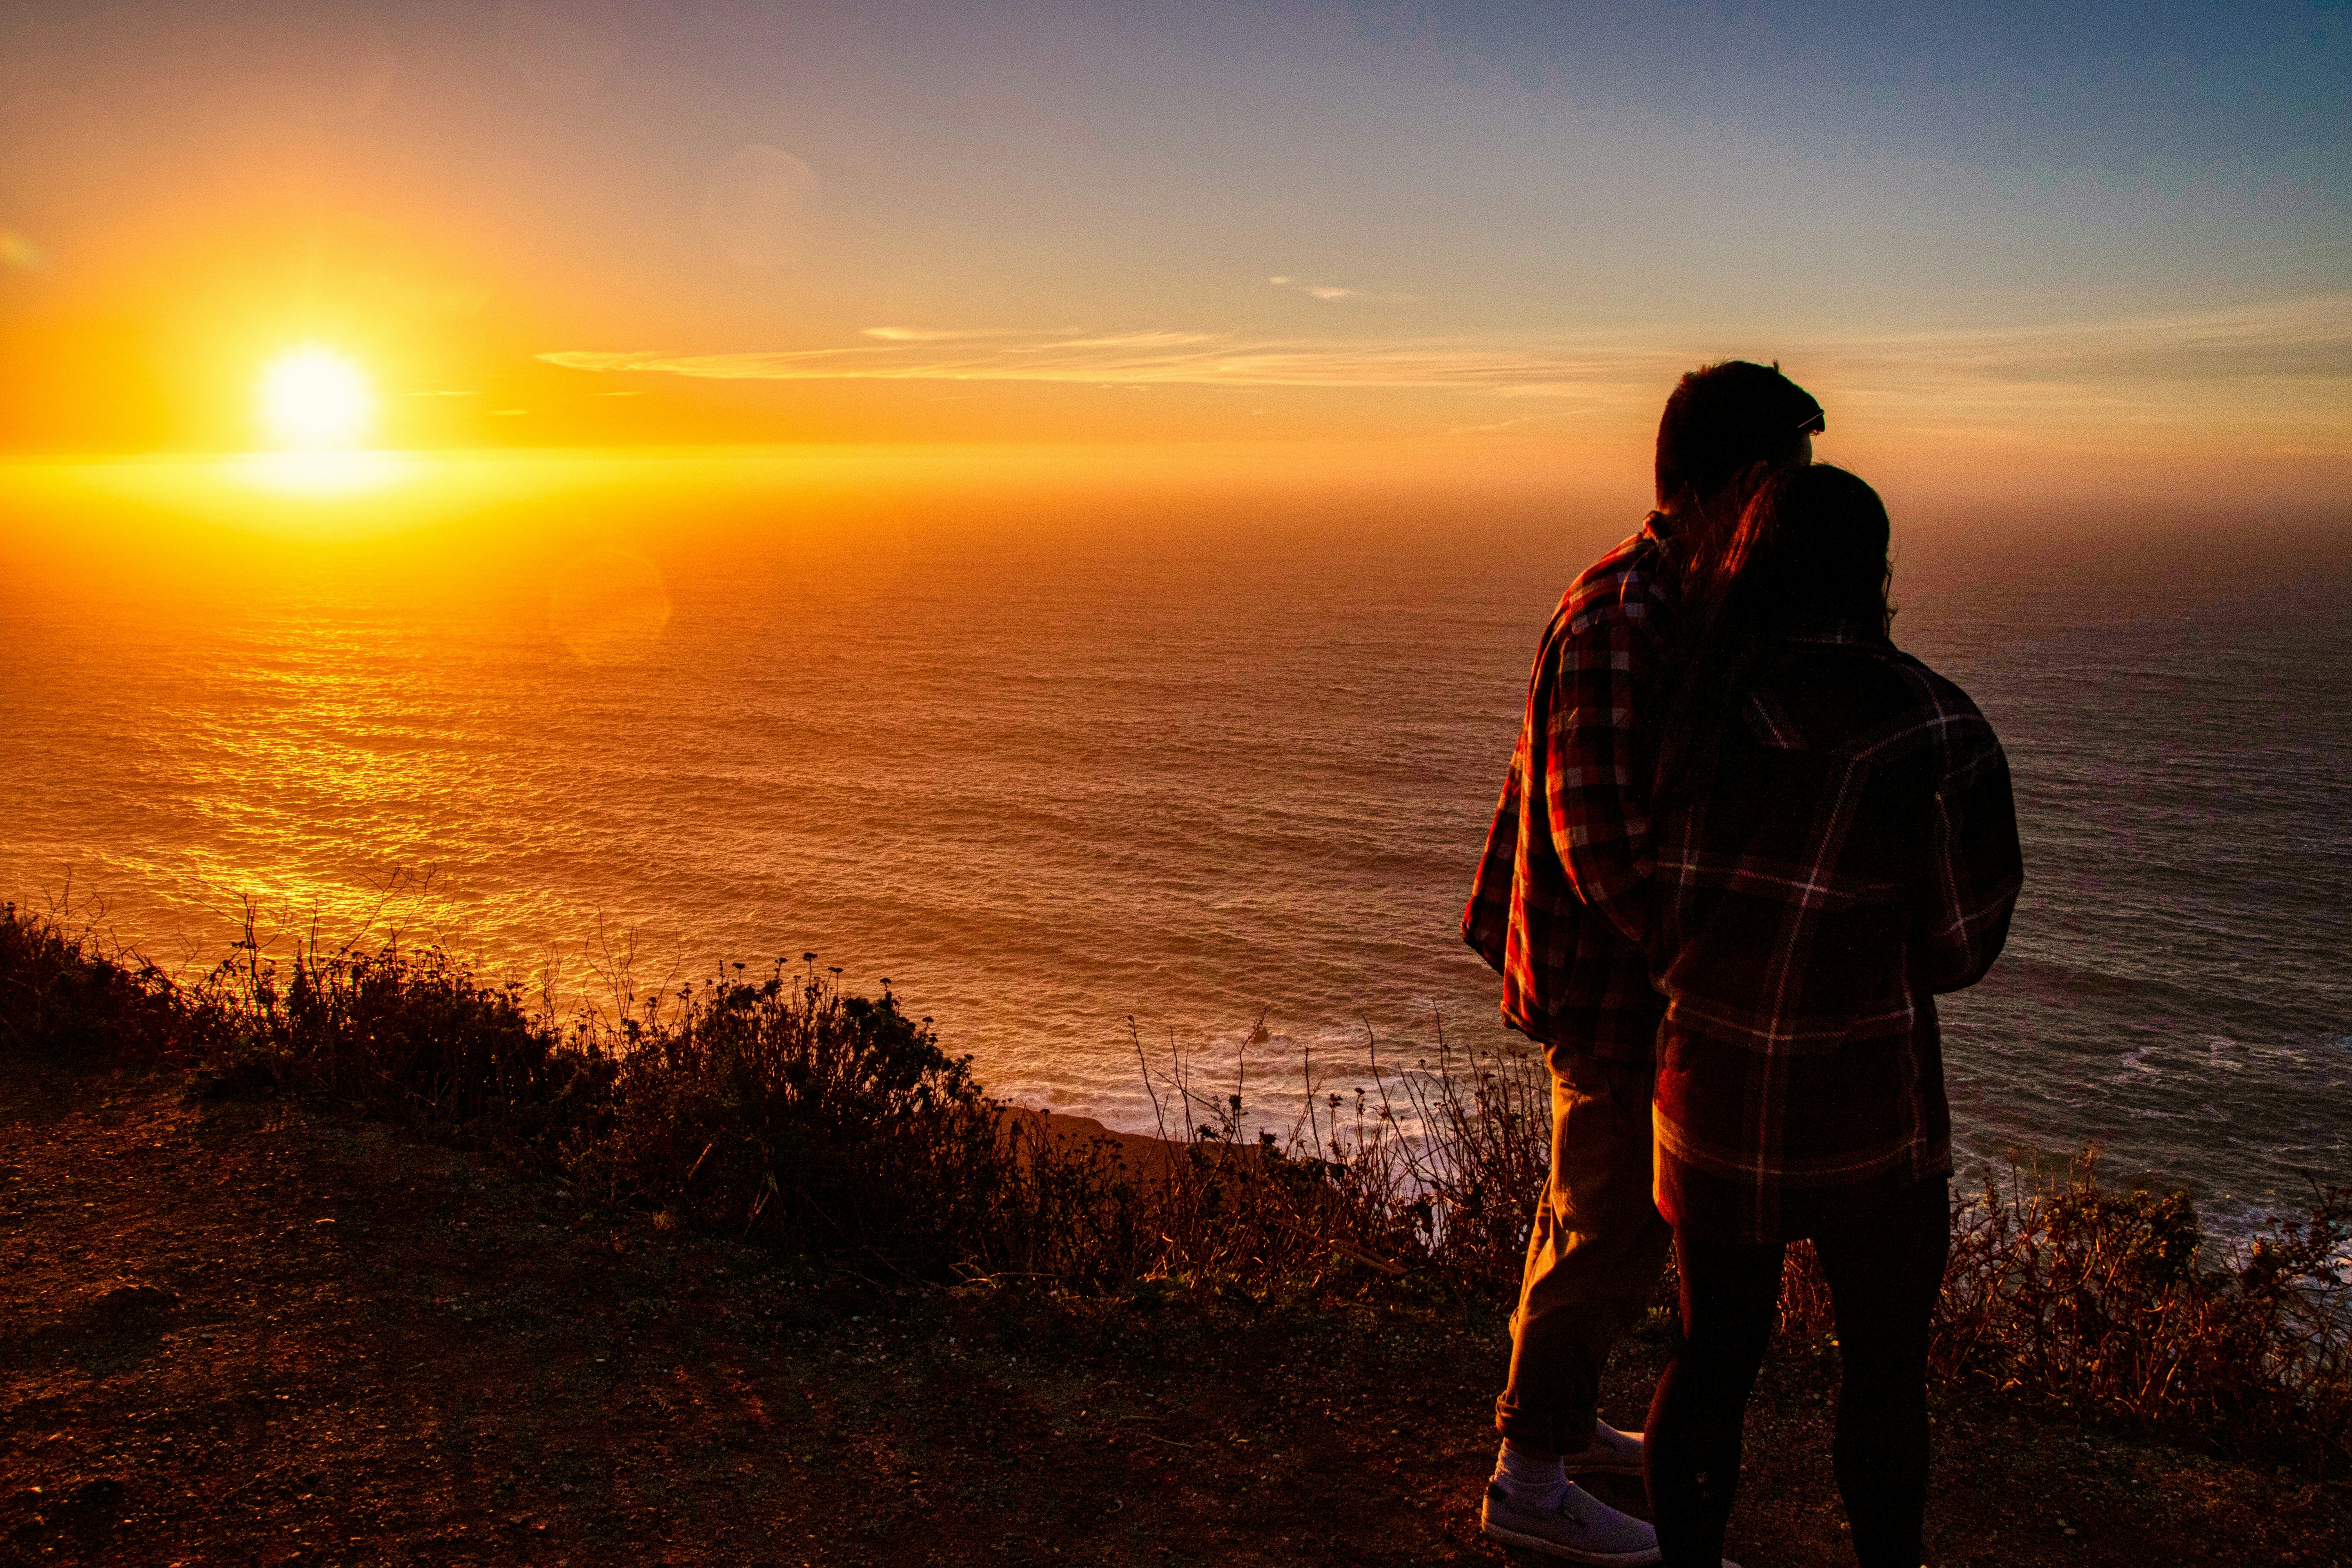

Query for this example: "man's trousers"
[1492,1051,1674,1454]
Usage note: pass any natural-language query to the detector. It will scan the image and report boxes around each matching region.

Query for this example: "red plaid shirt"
[1648,626,2022,1243]
[1463,521,1674,1061]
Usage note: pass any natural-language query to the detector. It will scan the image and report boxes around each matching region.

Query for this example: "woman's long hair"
[1653,464,1894,811]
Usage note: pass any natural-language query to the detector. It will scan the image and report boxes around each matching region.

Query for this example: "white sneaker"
[1561,1419,1646,1479]
[1480,1479,1660,1565]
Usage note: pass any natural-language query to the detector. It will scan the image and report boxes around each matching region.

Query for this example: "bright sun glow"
[258,346,375,449]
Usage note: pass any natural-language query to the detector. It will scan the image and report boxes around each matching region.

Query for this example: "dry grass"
[1101,1016,1554,1295]
[0,900,209,1064]
[1872,1156,2341,1464]
[1764,1170,2351,1470]
[4,900,2345,1472]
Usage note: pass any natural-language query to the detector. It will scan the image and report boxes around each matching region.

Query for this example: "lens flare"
[258,347,375,449]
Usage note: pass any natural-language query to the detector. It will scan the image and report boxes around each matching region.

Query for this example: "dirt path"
[0,1064,2341,1566]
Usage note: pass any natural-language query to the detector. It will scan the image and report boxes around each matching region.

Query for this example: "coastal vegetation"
[3,898,2346,1483]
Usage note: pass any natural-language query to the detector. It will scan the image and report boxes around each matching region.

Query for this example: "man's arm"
[1461,741,1523,974]
[1544,565,1662,953]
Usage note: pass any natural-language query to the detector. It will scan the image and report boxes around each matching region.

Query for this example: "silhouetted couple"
[1465,362,2024,1567]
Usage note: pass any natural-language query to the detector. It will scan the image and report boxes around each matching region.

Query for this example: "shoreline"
[9,879,2344,1239]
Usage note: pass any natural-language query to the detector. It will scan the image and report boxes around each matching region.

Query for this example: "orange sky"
[3,2,2346,516]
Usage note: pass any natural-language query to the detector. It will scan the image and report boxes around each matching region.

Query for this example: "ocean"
[3,453,2345,1238]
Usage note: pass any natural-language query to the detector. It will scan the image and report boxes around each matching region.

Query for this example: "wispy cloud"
[1268,275,1420,304]
[1446,410,1592,437]
[862,325,1027,342]
[0,228,43,271]
[539,296,2352,428]
[1822,296,2352,383]
[1798,295,2352,434]
[539,331,1647,396]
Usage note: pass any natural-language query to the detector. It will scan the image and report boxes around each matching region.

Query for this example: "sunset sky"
[2,1,2347,513]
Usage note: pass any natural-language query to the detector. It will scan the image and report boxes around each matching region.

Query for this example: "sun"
[258,346,376,449]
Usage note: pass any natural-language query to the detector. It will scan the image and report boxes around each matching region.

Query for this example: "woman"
[1639,464,2022,1568]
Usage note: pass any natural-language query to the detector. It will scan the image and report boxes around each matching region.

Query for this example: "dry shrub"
[572,966,1014,1278]
[1774,1153,2352,1465]
[3,902,2344,1463]
[208,926,606,1149]
[1115,1020,1553,1296]
[0,902,213,1064]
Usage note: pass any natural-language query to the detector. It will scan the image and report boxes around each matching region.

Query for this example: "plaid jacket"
[1463,521,1673,1062]
[1649,626,2022,1243]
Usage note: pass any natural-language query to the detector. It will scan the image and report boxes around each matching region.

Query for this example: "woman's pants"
[1644,1176,1950,1568]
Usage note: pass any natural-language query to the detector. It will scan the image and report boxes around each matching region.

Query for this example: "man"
[1464,361,1825,1563]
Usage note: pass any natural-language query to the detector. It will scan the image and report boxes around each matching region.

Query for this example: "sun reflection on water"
[4,448,634,544]
[231,449,413,497]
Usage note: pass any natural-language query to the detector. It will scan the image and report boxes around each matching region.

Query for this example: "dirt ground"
[0,1062,2342,1567]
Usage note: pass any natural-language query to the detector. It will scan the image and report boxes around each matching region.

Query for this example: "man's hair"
[1654,360,1825,509]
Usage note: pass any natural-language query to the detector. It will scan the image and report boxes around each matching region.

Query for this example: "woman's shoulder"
[1878,649,1993,728]
[1844,648,2004,766]
[1754,639,1996,760]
